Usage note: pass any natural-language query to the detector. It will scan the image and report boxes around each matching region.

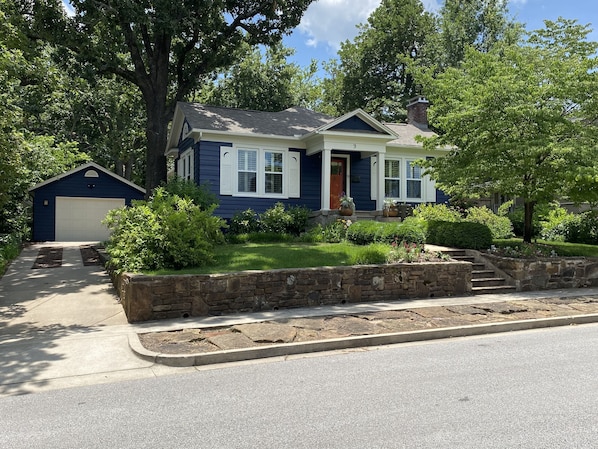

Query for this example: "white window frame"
[381,156,428,203]
[178,148,194,181]
[406,159,422,200]
[235,146,287,198]
[384,159,401,200]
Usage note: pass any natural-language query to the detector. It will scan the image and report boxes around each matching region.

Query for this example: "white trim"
[177,148,194,181]
[379,156,434,204]
[28,162,145,194]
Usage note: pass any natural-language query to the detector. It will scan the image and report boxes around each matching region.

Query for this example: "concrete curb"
[128,313,598,367]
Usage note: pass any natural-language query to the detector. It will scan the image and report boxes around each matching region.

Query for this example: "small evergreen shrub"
[465,206,513,239]
[426,220,492,249]
[345,220,382,245]
[394,217,427,244]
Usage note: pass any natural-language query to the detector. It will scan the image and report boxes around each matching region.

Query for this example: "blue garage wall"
[31,168,145,241]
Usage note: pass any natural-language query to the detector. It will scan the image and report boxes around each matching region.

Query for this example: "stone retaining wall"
[481,254,598,291]
[116,262,472,323]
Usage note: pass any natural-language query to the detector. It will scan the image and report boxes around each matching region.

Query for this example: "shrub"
[259,202,291,234]
[0,233,21,274]
[285,205,310,236]
[561,211,598,245]
[345,219,426,245]
[163,178,218,210]
[303,219,353,243]
[426,220,492,249]
[394,217,427,244]
[229,209,260,235]
[465,206,513,239]
[539,206,576,242]
[413,203,462,222]
[104,188,225,272]
[345,220,380,245]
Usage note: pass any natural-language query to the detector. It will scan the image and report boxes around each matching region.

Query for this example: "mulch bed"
[80,245,101,266]
[32,247,63,269]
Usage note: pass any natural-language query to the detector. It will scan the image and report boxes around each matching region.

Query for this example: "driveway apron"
[0,243,155,396]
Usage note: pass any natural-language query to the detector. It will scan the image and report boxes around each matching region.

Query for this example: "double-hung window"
[238,149,258,193]
[178,149,193,181]
[406,160,422,199]
[384,159,401,198]
[236,148,285,196]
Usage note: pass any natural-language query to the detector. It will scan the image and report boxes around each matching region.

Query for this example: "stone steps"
[444,249,516,295]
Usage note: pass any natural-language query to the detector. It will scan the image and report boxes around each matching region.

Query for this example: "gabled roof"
[28,161,146,194]
[178,102,336,137]
[384,122,436,148]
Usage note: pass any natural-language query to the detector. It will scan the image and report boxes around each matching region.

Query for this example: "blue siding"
[31,168,145,241]
[196,140,322,219]
[349,153,377,210]
[331,116,381,133]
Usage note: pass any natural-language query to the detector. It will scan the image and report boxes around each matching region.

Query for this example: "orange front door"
[330,158,346,209]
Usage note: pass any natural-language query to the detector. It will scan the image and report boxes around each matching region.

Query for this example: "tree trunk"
[523,200,536,243]
[143,96,170,196]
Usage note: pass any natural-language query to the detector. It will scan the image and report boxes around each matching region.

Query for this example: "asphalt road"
[2,324,597,449]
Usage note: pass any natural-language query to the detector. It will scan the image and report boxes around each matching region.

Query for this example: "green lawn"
[146,239,598,275]
[148,242,391,275]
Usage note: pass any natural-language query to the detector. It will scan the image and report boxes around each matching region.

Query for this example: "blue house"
[29,162,146,242]
[165,97,448,220]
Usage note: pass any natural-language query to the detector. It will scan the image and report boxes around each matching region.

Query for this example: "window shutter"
[370,157,378,200]
[288,151,301,198]
[220,146,234,195]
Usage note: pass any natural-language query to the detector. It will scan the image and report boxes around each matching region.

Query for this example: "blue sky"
[283,0,598,70]
[61,0,597,72]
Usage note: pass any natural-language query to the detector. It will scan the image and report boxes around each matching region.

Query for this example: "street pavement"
[1,242,598,397]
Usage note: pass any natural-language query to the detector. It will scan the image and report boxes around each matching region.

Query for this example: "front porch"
[309,204,414,227]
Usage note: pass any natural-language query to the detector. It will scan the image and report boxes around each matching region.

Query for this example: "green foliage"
[418,19,598,243]
[560,211,598,245]
[104,188,225,272]
[164,178,218,210]
[229,209,260,235]
[0,233,21,274]
[348,244,388,265]
[413,203,462,222]
[539,206,576,242]
[227,232,294,244]
[465,206,513,239]
[426,221,493,249]
[345,219,426,245]
[229,203,310,237]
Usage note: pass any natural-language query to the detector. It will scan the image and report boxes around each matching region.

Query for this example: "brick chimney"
[406,96,429,128]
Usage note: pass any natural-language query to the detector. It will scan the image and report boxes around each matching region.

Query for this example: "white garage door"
[55,196,125,242]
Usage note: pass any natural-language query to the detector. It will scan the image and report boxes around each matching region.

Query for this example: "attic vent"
[84,170,100,178]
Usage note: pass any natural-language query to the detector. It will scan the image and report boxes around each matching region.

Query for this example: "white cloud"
[297,0,442,50]
[62,0,75,16]
[297,0,381,50]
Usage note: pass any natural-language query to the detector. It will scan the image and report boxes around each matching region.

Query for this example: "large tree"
[22,0,314,192]
[197,42,322,112]
[323,0,434,121]
[418,19,598,243]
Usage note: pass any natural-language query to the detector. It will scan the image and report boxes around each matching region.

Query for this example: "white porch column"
[321,148,332,210]
[377,151,385,210]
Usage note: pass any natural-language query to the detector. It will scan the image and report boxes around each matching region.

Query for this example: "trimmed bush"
[465,206,513,239]
[426,220,492,249]
[345,219,426,245]
[562,211,598,245]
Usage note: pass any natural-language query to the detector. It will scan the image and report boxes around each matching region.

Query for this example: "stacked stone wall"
[116,262,472,323]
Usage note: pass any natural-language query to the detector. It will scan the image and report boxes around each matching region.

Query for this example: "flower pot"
[383,207,399,217]
[339,206,354,216]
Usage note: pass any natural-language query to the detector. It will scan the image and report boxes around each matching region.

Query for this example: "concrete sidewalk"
[1,242,598,397]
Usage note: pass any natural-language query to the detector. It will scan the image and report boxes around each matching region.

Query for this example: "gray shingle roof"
[384,122,436,147]
[179,102,335,137]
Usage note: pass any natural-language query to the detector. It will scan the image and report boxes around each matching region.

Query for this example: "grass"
[147,242,391,275]
[145,238,598,275]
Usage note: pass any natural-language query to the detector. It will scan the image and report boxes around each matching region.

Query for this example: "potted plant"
[383,198,399,217]
[338,192,355,216]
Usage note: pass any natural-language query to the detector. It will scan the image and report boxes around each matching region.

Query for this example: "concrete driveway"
[0,243,164,397]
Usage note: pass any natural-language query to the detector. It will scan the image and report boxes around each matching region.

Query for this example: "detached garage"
[29,162,146,242]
